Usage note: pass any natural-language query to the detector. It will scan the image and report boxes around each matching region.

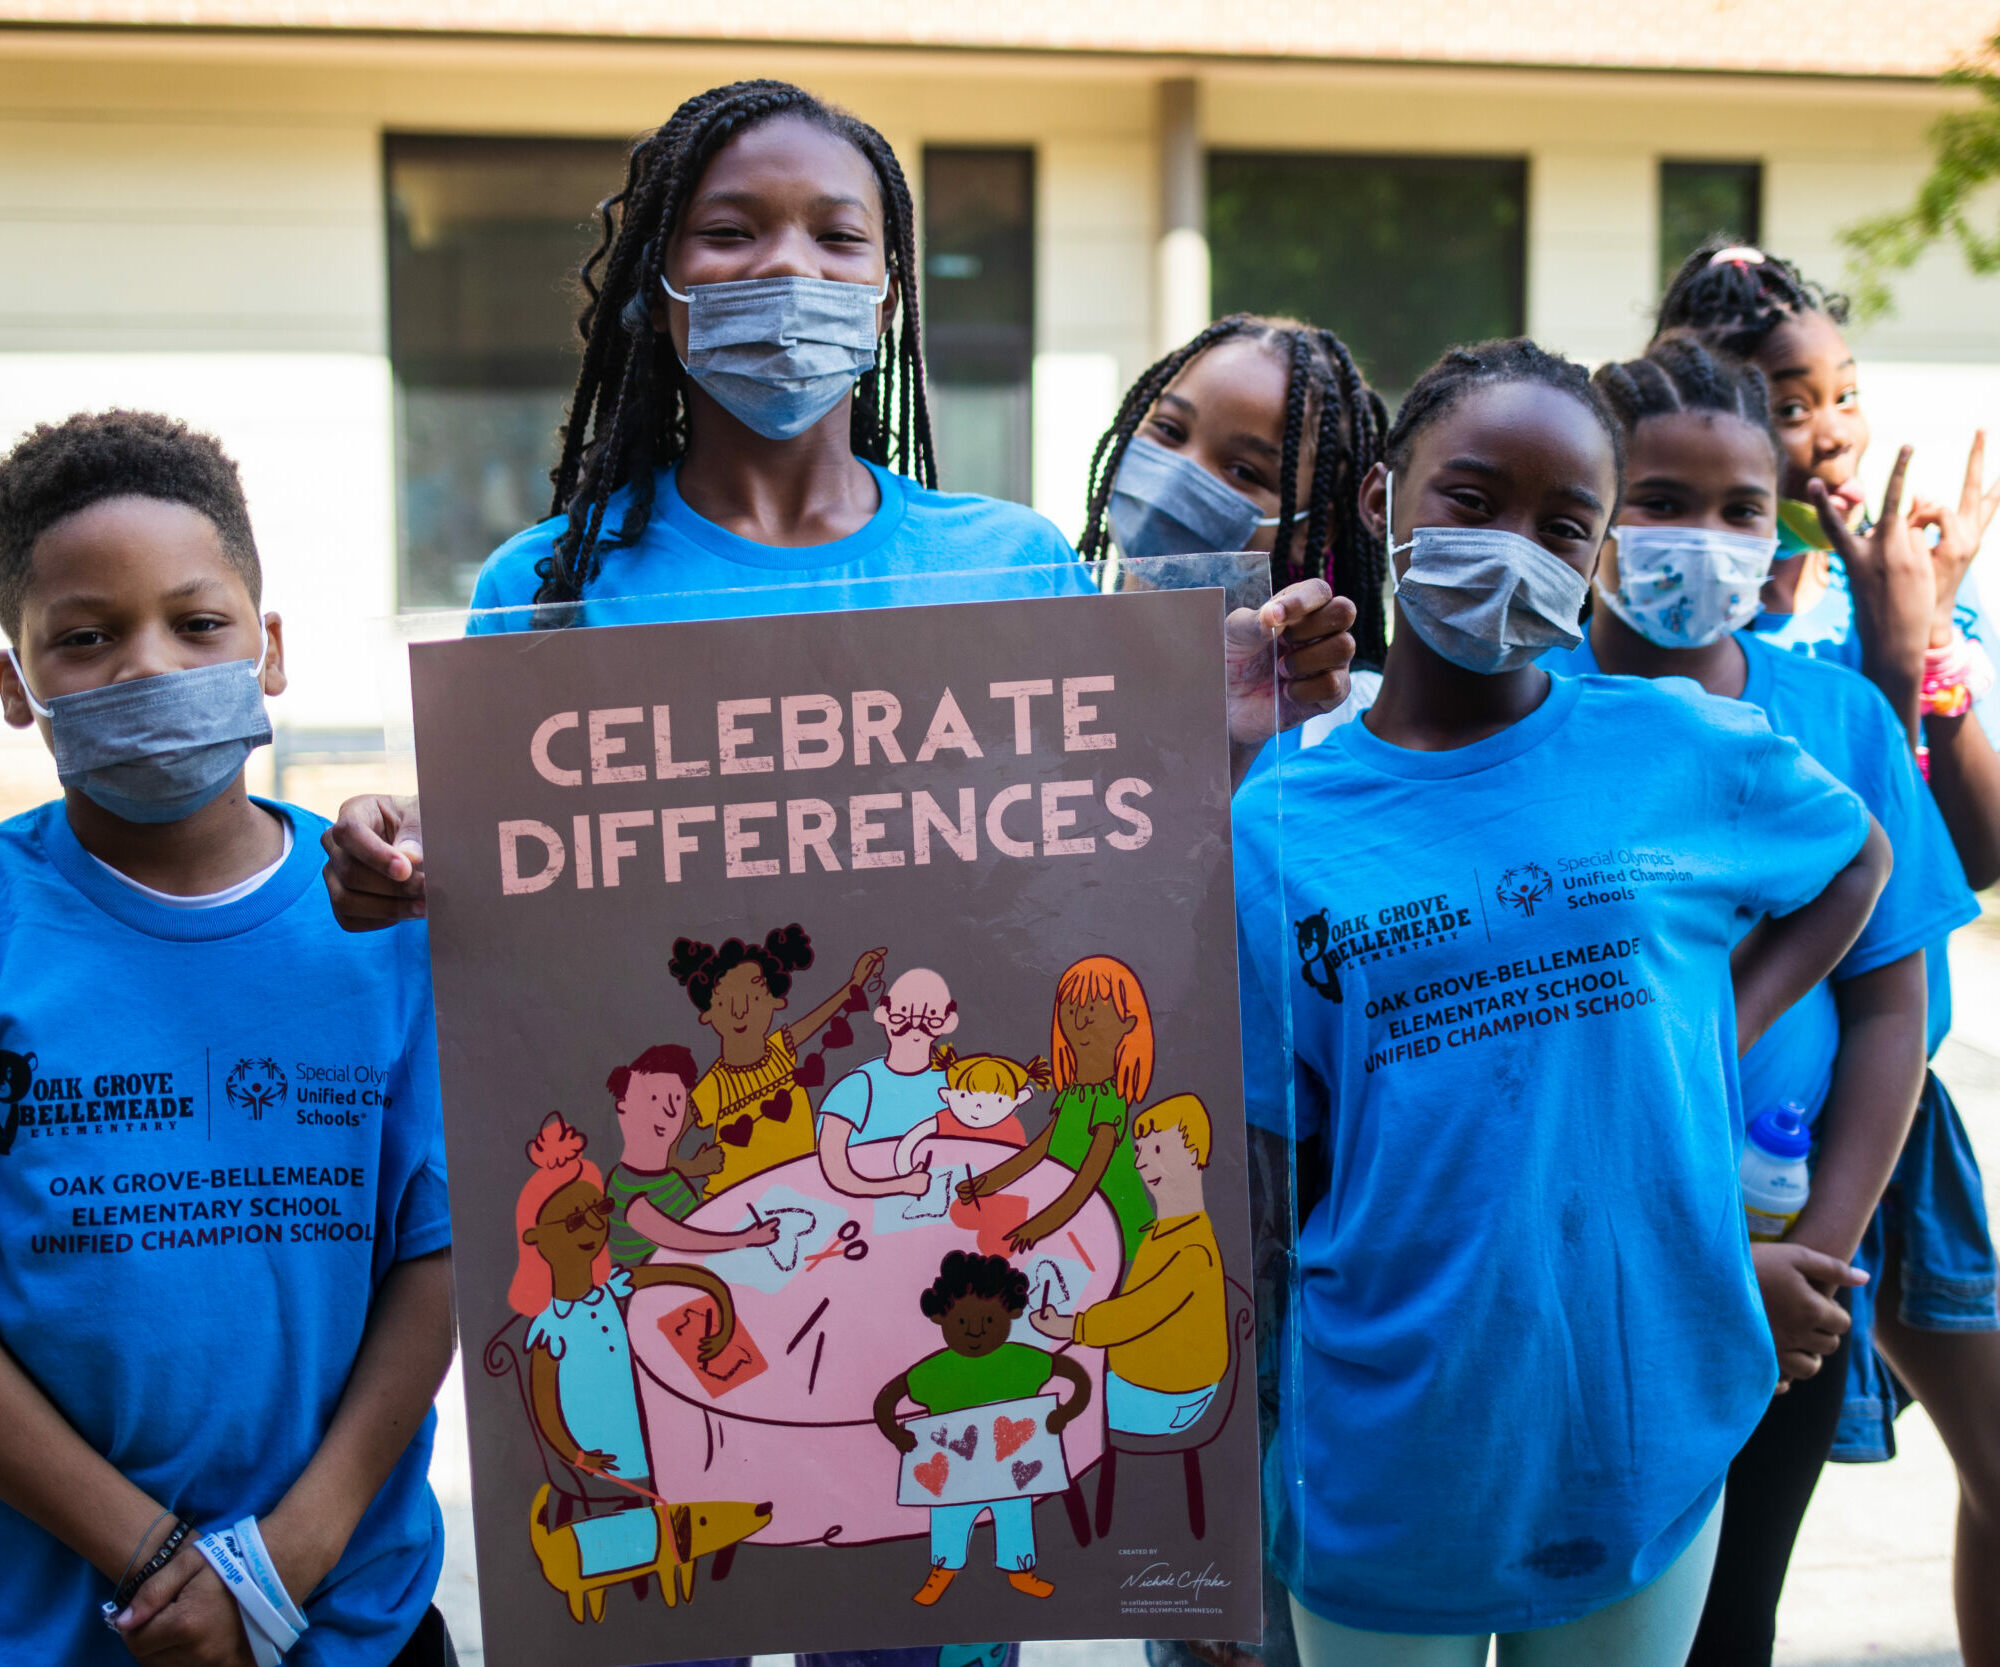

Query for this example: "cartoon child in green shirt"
[874,1251,1090,1607]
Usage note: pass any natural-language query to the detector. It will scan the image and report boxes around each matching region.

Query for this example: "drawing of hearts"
[915,1454,950,1497]
[793,1053,826,1090]
[993,1415,1036,1461]
[948,1425,978,1460]
[1010,1459,1043,1490]
[930,1426,949,1447]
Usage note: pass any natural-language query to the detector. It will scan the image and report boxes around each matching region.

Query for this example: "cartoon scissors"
[804,1218,868,1270]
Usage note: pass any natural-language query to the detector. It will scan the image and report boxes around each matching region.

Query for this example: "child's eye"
[1144,417,1185,445]
[1630,494,1680,517]
[1836,388,1860,410]
[54,628,109,650]
[1227,462,1271,491]
[1773,402,1807,423]
[181,616,230,635]
[1545,517,1592,544]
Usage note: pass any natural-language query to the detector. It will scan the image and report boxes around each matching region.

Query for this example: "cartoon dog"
[528,1484,771,1623]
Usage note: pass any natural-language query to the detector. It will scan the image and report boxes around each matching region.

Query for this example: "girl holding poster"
[323,79,1352,926]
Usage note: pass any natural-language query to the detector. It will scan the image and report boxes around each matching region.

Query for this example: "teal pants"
[1287,1494,1723,1667]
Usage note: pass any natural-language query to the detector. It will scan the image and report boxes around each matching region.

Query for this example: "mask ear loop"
[251,618,270,680]
[1384,469,1414,561]
[3,647,51,720]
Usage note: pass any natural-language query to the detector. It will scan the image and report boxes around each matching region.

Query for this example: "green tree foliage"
[1843,31,2000,318]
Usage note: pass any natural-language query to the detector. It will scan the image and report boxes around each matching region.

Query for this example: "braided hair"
[535,81,935,618]
[1077,314,1391,666]
[668,924,815,1013]
[1653,239,1851,360]
[1592,336,1782,464]
[1385,337,1624,488]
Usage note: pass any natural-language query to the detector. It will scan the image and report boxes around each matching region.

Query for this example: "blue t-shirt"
[1234,675,1868,1634]
[818,1057,948,1143]
[1545,634,1977,1119]
[0,801,450,1667]
[467,460,1091,630]
[1753,562,1995,1049]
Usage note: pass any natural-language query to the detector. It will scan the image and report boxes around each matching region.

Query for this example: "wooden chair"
[1091,1277,1254,1541]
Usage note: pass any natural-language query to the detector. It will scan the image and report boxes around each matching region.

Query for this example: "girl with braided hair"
[1546,337,1979,1666]
[1658,247,2000,1667]
[1234,337,1890,1664]
[1083,315,1387,747]
[324,82,1359,920]
[1654,241,2000,891]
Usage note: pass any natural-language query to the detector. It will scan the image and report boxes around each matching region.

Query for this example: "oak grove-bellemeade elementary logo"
[225,1057,288,1119]
[1495,863,1554,918]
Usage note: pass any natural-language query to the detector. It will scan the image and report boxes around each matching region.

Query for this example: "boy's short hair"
[606,1042,700,1104]
[0,410,260,642]
[1134,1093,1212,1168]
[920,1249,1029,1319]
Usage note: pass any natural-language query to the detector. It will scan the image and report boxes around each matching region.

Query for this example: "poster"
[411,588,1261,1663]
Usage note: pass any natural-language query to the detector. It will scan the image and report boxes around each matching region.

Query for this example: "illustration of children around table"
[873,1252,1091,1606]
[605,1043,783,1263]
[511,1113,741,1484]
[818,965,960,1200]
[958,956,1156,1259]
[670,925,886,1196]
[1030,1094,1227,1435]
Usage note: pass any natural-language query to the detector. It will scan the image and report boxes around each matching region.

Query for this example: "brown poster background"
[412,589,1261,1664]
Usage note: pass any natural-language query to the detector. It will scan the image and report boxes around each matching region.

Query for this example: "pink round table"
[627,1135,1122,1546]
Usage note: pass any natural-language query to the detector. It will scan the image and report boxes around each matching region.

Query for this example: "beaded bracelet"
[1921,628,1996,719]
[100,1517,193,1627]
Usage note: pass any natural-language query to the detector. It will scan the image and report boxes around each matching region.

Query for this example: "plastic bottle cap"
[1748,1103,1812,1160]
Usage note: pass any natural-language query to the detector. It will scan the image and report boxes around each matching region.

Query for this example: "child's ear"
[1358,461,1390,544]
[258,612,288,699]
[522,1224,543,1247]
[1011,1087,1033,1110]
[0,653,36,731]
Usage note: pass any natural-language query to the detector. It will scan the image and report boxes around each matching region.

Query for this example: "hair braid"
[532,80,934,620]
[1592,335,1781,463]
[1653,238,1850,360]
[1268,330,1311,583]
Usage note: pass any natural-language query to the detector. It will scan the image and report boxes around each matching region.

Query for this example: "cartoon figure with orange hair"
[959,956,1155,1259]
[511,1113,737,1483]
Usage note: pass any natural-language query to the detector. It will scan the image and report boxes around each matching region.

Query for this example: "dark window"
[1658,161,1763,294]
[1208,152,1526,405]
[922,148,1035,504]
[386,135,627,608]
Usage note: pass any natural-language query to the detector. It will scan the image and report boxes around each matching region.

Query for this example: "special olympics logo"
[225,1057,287,1119]
[1495,863,1553,917]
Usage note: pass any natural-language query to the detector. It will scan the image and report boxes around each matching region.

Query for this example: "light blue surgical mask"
[7,632,272,823]
[1387,471,1590,674]
[663,273,889,441]
[1108,435,1292,560]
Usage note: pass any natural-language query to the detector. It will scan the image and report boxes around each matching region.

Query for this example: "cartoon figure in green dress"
[959,955,1154,1259]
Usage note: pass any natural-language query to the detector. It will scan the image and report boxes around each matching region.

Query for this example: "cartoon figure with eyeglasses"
[817,966,961,1200]
[670,925,886,1198]
[510,1113,739,1481]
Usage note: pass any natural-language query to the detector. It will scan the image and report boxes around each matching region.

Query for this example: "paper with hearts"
[895,1393,1070,1506]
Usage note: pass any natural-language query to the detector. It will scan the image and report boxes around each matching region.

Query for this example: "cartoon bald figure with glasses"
[816,968,961,1200]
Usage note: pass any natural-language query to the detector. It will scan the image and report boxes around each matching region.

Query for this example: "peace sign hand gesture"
[1811,445,1931,730]
[1907,430,2000,648]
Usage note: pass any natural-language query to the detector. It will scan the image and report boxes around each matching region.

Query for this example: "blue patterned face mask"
[663,273,888,441]
[1599,525,1778,649]
[7,632,272,823]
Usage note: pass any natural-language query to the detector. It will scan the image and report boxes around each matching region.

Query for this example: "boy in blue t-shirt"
[0,411,455,1666]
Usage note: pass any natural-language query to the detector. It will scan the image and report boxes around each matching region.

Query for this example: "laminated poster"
[411,589,1261,1664]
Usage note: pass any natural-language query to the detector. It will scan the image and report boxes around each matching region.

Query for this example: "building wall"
[0,31,1995,811]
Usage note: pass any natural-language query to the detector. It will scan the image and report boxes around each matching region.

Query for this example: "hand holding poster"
[411,587,1260,1663]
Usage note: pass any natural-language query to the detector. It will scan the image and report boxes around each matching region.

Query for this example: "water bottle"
[1741,1103,1812,1242]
